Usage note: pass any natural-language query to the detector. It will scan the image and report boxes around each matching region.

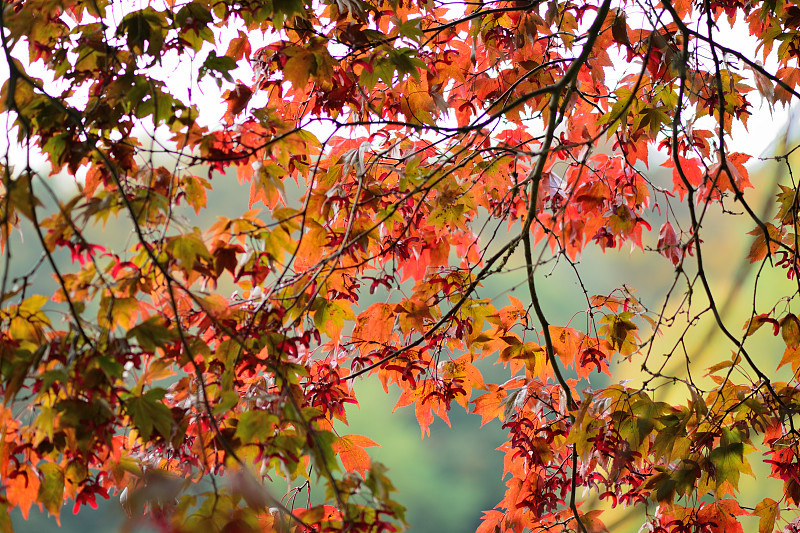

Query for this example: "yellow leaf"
[283,49,314,89]
[754,497,779,533]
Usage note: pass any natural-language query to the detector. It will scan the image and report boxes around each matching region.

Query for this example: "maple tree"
[6,0,800,531]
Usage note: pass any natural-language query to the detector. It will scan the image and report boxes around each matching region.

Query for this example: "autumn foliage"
[4,0,800,531]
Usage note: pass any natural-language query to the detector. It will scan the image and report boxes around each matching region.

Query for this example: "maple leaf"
[394,299,433,335]
[778,345,800,373]
[226,30,252,62]
[313,299,354,340]
[610,9,631,48]
[487,294,528,332]
[394,385,439,437]
[6,465,40,520]
[282,47,315,89]
[440,357,487,408]
[575,510,608,533]
[597,314,639,357]
[746,223,782,263]
[708,427,749,495]
[781,313,800,348]
[753,497,779,533]
[332,434,379,478]
[662,156,704,200]
[223,83,254,123]
[743,313,779,337]
[746,61,776,107]
[126,389,175,442]
[353,303,395,352]
[705,152,753,194]
[657,221,681,265]
[696,499,747,533]
[548,326,583,370]
[471,384,508,426]
[37,463,65,520]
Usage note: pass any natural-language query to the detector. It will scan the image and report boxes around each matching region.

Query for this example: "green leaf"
[0,505,13,533]
[235,411,278,443]
[175,3,214,50]
[200,51,237,87]
[307,430,339,476]
[652,413,690,462]
[116,8,166,57]
[387,48,426,83]
[672,459,700,498]
[37,463,64,516]
[7,175,43,222]
[313,299,353,340]
[135,84,182,126]
[213,390,239,415]
[127,388,174,441]
[396,18,423,43]
[272,0,305,29]
[616,399,658,451]
[166,232,211,270]
[643,471,675,503]
[708,428,746,493]
[126,317,177,351]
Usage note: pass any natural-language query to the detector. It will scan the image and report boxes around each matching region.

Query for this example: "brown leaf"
[746,60,775,104]
[781,313,800,348]
[611,9,631,48]
[224,83,253,122]
[746,223,781,263]
[226,30,251,62]
[743,313,777,337]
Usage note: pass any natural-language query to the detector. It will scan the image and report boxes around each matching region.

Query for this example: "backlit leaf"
[754,497,779,533]
[37,463,64,517]
[332,434,379,478]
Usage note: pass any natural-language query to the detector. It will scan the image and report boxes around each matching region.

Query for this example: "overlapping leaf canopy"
[2,0,800,531]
